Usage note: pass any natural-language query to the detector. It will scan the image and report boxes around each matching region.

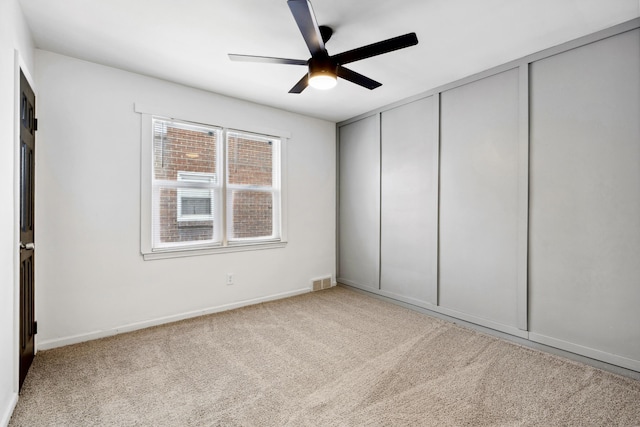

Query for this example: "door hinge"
[34,118,38,131]
[34,321,37,335]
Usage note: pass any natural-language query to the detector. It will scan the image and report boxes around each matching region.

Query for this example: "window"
[140,113,287,259]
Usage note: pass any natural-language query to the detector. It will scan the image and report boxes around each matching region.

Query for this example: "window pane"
[228,190,273,239]
[151,118,221,249]
[153,119,218,180]
[153,186,217,246]
[227,133,273,186]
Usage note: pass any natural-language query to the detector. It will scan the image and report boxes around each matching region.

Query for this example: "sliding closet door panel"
[380,97,437,305]
[338,115,380,289]
[529,29,640,366]
[439,69,520,329]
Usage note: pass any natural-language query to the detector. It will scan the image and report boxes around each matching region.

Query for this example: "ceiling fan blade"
[333,33,418,65]
[287,0,325,56]
[337,66,382,90]
[289,74,309,94]
[228,54,307,66]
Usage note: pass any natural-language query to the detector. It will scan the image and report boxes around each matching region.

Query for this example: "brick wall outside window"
[227,134,273,239]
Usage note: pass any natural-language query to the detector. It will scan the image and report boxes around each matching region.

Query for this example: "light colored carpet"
[9,286,640,426]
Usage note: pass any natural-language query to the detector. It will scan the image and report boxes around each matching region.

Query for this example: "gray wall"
[380,97,438,306]
[338,115,380,290]
[439,69,521,332]
[337,20,640,371]
[528,29,640,367]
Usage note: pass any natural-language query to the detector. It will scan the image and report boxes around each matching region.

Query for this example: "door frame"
[13,50,37,394]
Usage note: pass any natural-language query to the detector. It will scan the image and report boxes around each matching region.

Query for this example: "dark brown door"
[19,70,36,390]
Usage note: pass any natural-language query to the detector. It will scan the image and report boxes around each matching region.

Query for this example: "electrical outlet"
[226,273,234,285]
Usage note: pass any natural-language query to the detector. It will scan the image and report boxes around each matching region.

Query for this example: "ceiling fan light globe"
[309,73,337,90]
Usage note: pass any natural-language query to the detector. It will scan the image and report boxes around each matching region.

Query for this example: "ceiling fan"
[228,0,419,93]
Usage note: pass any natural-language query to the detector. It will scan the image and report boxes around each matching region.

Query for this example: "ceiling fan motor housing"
[308,55,337,79]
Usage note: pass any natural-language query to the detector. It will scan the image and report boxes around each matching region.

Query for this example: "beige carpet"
[9,286,640,426]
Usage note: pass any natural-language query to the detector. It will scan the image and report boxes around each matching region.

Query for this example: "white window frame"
[137,106,288,260]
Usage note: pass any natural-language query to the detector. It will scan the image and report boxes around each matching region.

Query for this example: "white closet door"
[529,29,640,370]
[380,97,437,305]
[338,115,380,290]
[439,69,521,331]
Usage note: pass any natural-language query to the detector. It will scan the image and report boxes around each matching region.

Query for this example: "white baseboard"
[37,287,311,350]
[0,392,18,427]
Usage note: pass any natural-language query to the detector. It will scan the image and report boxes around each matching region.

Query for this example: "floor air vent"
[312,276,333,291]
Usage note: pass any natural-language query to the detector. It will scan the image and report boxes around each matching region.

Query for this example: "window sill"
[142,240,287,261]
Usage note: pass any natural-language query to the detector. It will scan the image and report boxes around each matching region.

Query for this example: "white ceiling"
[18,0,639,122]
